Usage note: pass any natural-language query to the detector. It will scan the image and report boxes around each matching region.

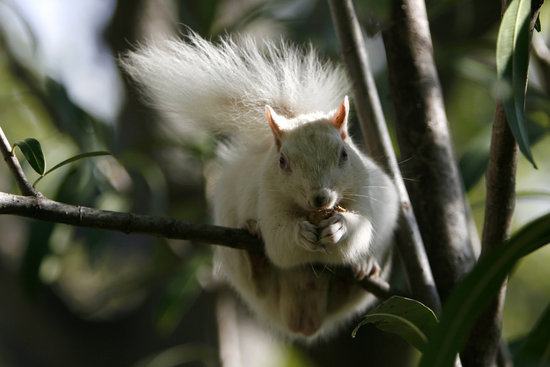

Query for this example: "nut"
[307,205,346,225]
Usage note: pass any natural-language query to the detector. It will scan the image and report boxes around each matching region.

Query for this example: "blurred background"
[0,0,549,366]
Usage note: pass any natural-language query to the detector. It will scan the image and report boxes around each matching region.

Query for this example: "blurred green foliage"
[0,0,549,366]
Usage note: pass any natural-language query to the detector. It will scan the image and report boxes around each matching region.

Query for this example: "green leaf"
[33,151,111,188]
[514,303,550,366]
[496,0,537,168]
[352,296,438,352]
[419,212,550,367]
[13,138,46,175]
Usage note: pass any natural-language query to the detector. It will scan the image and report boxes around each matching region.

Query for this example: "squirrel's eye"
[279,155,291,172]
[339,147,349,166]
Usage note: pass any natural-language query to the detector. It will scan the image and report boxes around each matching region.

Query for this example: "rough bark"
[462,102,517,367]
[381,0,476,302]
[329,0,441,314]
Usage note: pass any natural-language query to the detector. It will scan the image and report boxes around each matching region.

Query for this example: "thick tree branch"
[329,0,441,314]
[462,103,516,367]
[381,0,476,302]
[463,2,544,366]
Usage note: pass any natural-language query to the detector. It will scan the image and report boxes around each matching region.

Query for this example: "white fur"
[122,33,399,340]
[121,32,348,142]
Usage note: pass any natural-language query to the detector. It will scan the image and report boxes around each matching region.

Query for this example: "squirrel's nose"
[312,189,336,210]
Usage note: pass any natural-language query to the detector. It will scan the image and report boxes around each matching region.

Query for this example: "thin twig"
[0,191,260,249]
[357,273,405,300]
[0,127,38,197]
[328,0,441,314]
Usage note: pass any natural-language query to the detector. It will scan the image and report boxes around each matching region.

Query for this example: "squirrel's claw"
[353,256,381,280]
[244,219,262,239]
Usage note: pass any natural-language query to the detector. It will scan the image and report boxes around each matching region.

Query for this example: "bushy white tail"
[121,33,349,142]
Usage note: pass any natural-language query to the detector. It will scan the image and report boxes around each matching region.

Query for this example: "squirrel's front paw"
[243,219,262,239]
[318,213,347,246]
[353,256,380,280]
[297,220,324,252]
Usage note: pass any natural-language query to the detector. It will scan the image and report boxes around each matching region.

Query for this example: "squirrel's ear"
[266,105,284,150]
[332,96,349,140]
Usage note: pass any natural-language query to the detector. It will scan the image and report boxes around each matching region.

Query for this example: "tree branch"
[0,127,38,197]
[0,191,401,300]
[462,102,517,367]
[328,0,441,314]
[462,2,544,366]
[381,0,477,302]
[0,124,258,247]
[0,191,260,250]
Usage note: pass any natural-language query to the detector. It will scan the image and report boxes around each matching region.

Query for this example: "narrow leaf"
[496,0,537,167]
[514,303,550,366]
[13,138,46,175]
[419,213,550,367]
[353,296,438,352]
[32,151,111,188]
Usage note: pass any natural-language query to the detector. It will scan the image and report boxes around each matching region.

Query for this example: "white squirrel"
[122,33,399,340]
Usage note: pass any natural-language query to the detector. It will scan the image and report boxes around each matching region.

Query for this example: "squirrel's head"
[265,97,354,212]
